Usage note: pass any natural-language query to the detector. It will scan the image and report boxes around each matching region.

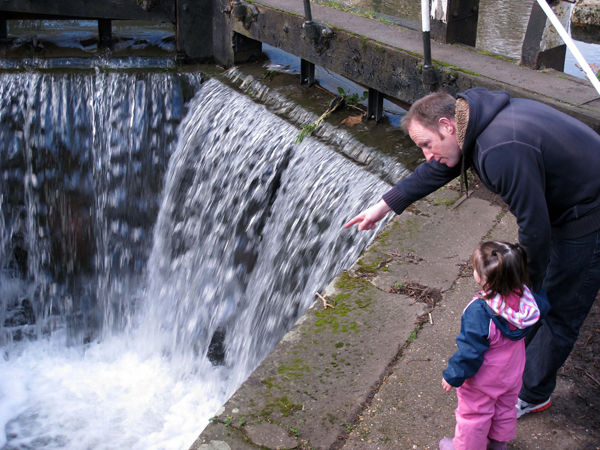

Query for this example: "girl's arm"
[442,300,491,388]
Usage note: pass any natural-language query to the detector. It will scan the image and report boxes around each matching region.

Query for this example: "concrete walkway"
[191,183,600,449]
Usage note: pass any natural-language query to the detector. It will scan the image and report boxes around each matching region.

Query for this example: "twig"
[220,65,239,75]
[347,103,366,113]
[315,84,336,97]
[316,292,334,309]
[575,366,600,387]
[428,313,434,325]
[294,101,342,144]
[377,258,393,269]
[449,190,474,211]
[569,430,583,442]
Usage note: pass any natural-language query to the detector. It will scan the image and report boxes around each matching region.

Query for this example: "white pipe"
[421,0,430,32]
[536,0,600,96]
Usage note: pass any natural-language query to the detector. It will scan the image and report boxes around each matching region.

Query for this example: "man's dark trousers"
[520,229,600,403]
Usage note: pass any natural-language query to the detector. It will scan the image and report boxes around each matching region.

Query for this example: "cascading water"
[0,72,392,449]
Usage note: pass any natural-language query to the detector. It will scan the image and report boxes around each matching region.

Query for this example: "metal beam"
[0,16,7,46]
[98,19,111,48]
[301,59,315,86]
[367,88,384,122]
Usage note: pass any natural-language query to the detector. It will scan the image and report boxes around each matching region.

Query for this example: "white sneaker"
[516,397,552,418]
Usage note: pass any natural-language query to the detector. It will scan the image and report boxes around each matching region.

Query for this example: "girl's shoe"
[439,438,455,450]
[487,438,508,450]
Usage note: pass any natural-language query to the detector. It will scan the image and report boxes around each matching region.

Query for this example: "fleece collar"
[455,98,469,151]
[483,286,540,329]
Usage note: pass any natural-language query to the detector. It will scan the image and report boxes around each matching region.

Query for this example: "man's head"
[401,92,462,168]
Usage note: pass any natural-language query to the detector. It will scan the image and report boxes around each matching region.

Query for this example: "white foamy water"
[1,335,228,449]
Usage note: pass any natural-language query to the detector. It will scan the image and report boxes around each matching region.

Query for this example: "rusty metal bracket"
[231,1,259,30]
[303,21,334,54]
[137,0,158,12]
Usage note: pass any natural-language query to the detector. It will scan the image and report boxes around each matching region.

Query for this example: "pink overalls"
[453,321,525,449]
[442,287,541,450]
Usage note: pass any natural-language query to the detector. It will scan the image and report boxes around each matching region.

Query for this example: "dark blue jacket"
[443,289,550,387]
[384,88,600,291]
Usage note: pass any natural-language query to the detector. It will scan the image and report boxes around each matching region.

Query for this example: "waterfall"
[0,73,392,449]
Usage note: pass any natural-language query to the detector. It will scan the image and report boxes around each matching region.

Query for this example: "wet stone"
[197,441,231,450]
[244,423,298,449]
[3,299,35,327]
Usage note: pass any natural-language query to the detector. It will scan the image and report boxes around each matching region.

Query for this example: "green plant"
[341,421,354,432]
[294,98,343,144]
[223,416,233,426]
[263,70,277,79]
[407,329,418,343]
[293,87,367,144]
[337,87,368,107]
[288,426,300,437]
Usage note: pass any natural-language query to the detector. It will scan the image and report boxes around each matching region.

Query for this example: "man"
[344,87,600,417]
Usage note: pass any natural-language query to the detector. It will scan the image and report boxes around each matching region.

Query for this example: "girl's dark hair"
[472,241,530,299]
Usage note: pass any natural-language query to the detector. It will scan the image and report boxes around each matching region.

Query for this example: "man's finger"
[343,216,363,228]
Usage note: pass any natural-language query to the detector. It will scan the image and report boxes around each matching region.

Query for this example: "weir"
[0,69,392,449]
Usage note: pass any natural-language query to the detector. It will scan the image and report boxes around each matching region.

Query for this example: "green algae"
[261,395,303,418]
[277,359,310,377]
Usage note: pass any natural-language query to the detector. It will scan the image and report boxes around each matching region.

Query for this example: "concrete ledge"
[228,0,600,131]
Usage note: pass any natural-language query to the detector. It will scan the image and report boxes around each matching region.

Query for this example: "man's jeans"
[520,229,600,404]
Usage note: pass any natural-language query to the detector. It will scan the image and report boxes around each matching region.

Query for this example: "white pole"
[535,0,600,96]
[421,0,430,32]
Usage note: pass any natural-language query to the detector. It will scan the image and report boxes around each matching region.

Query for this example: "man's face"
[408,118,462,168]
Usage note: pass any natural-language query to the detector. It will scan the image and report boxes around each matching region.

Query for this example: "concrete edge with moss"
[190,184,504,450]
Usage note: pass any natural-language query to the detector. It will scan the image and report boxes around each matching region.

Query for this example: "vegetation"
[294,87,367,144]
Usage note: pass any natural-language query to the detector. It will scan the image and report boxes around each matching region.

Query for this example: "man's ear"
[438,117,456,135]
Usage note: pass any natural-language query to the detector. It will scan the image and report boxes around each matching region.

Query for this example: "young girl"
[439,241,550,450]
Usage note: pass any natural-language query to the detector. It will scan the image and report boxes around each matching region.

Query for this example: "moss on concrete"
[277,359,310,377]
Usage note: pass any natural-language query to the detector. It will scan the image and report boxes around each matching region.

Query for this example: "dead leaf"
[341,115,363,127]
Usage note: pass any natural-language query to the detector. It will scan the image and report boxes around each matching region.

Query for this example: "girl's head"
[472,241,529,299]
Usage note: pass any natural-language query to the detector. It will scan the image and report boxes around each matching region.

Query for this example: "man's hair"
[400,91,456,134]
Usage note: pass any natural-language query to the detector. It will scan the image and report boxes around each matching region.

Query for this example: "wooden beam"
[0,0,175,22]
[431,0,479,47]
[176,0,214,61]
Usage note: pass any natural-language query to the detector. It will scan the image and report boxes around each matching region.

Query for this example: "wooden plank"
[0,0,175,22]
